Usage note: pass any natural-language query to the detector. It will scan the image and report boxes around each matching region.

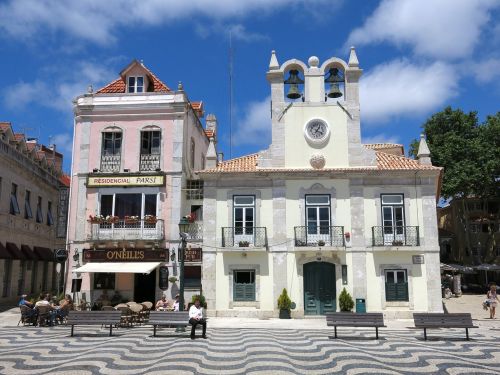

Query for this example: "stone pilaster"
[271,180,287,310]
[202,181,217,312]
[350,180,367,300]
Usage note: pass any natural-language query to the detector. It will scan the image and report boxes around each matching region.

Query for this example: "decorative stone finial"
[348,46,359,67]
[269,50,279,70]
[308,56,319,68]
[178,81,184,91]
[417,133,432,165]
[205,137,217,169]
[87,84,93,94]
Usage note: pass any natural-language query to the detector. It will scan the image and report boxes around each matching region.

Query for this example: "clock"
[304,119,329,144]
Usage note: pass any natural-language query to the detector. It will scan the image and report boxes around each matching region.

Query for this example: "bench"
[148,311,206,337]
[326,313,386,339]
[67,311,122,337]
[413,313,478,340]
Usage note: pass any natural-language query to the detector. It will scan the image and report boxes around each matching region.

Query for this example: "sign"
[412,255,425,264]
[159,266,169,290]
[56,187,69,238]
[184,247,202,263]
[83,248,167,262]
[87,174,165,187]
[54,248,68,263]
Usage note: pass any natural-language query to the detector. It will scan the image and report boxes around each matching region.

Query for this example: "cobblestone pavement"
[0,323,499,375]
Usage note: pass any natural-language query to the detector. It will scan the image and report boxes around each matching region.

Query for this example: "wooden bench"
[413,313,478,340]
[148,311,206,337]
[326,313,386,339]
[67,311,122,337]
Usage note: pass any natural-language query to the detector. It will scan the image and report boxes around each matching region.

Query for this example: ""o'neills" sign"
[83,249,167,262]
[87,174,165,187]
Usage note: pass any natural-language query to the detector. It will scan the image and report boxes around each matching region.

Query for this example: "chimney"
[205,138,217,169]
[206,114,217,142]
[417,134,432,165]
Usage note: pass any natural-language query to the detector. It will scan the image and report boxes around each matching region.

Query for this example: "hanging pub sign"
[83,248,168,262]
[159,266,169,290]
[184,247,202,263]
[54,248,68,263]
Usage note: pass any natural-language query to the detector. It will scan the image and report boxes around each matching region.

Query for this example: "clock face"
[305,119,329,144]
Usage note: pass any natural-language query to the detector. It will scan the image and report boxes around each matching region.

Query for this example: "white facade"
[199,50,443,318]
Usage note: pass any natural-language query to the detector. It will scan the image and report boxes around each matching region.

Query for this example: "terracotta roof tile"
[363,143,403,150]
[0,122,12,132]
[205,129,214,138]
[59,174,71,187]
[375,151,440,170]
[96,64,171,94]
[191,101,204,118]
[13,133,25,142]
[209,154,259,172]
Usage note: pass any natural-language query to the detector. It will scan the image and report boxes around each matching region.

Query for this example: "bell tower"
[265,48,373,169]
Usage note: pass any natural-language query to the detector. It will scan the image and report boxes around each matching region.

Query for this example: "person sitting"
[111,291,122,305]
[35,294,52,307]
[173,294,180,311]
[18,294,37,323]
[188,297,206,339]
[54,294,74,324]
[155,295,171,311]
[18,294,34,308]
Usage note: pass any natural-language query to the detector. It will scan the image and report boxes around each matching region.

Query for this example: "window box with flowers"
[105,215,119,224]
[344,232,351,241]
[124,215,140,224]
[88,215,104,224]
[184,212,197,223]
[144,215,158,224]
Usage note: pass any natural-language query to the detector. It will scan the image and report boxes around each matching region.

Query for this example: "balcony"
[185,222,203,241]
[222,227,267,248]
[372,226,420,246]
[89,219,164,241]
[100,155,121,172]
[294,226,345,247]
[140,154,160,171]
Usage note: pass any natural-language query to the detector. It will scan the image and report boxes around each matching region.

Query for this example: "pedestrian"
[487,284,498,319]
[173,294,180,311]
[188,297,207,339]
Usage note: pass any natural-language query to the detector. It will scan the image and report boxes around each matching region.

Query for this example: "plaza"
[0,296,499,375]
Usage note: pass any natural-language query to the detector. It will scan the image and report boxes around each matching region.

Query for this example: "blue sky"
[1,0,499,172]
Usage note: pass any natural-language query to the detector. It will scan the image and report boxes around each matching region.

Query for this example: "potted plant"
[392,240,403,246]
[339,288,354,312]
[124,215,139,224]
[317,240,325,246]
[277,288,292,319]
[168,276,178,283]
[238,240,250,247]
[188,294,207,309]
[105,215,119,224]
[88,214,104,224]
[144,215,157,224]
[184,212,197,223]
[344,232,351,241]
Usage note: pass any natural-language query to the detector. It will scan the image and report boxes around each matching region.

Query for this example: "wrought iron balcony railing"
[294,226,345,247]
[140,153,161,171]
[185,222,203,241]
[100,154,121,172]
[372,226,420,246]
[222,227,267,247]
[90,219,164,241]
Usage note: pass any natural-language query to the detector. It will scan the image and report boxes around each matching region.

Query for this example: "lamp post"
[176,217,190,332]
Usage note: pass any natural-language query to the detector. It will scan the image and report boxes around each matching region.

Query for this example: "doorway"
[303,262,336,315]
[134,269,157,303]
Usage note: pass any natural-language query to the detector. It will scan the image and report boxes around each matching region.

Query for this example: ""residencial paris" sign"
[87,174,165,187]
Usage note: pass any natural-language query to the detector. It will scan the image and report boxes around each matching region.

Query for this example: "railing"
[140,154,160,171]
[185,222,203,241]
[100,155,121,172]
[90,219,164,241]
[294,226,345,247]
[222,227,267,248]
[372,226,420,246]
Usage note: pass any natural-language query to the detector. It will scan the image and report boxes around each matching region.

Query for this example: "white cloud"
[195,23,269,42]
[233,96,271,147]
[362,134,400,145]
[3,61,115,112]
[469,58,500,84]
[51,133,73,155]
[360,59,458,124]
[0,0,328,45]
[347,0,499,60]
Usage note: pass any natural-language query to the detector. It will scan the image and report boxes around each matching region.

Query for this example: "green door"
[304,262,336,315]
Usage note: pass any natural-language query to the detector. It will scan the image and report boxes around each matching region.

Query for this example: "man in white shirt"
[188,298,206,339]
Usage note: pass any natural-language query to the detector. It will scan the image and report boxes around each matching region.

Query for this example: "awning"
[21,245,40,260]
[6,242,26,260]
[474,263,500,271]
[74,262,160,274]
[33,246,54,261]
[0,242,11,259]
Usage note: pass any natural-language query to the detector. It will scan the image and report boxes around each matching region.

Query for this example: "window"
[470,224,480,233]
[381,194,405,244]
[141,131,161,155]
[41,261,48,291]
[25,190,32,219]
[2,259,12,297]
[190,138,195,169]
[93,273,115,290]
[127,76,144,93]
[10,183,20,215]
[186,180,203,200]
[385,269,408,302]
[102,132,122,156]
[184,266,201,287]
[47,201,54,226]
[100,193,157,220]
[233,270,255,301]
[36,196,43,223]
[233,196,255,236]
[17,260,26,296]
[31,261,38,293]
[305,195,330,236]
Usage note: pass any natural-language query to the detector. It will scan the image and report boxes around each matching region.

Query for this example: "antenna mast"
[229,30,233,159]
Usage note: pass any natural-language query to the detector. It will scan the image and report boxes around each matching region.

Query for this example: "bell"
[286,84,301,99]
[284,69,304,99]
[327,83,342,98]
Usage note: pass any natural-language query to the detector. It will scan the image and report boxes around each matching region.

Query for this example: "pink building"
[65,60,216,305]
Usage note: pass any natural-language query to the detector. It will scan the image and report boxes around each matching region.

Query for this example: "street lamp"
[176,217,190,331]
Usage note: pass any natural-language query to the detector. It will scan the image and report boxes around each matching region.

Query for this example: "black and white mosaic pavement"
[0,325,499,374]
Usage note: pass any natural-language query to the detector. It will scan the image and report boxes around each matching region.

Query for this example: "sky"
[1,0,499,173]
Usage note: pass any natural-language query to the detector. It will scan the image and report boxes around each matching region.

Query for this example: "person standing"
[188,298,207,339]
[487,285,499,319]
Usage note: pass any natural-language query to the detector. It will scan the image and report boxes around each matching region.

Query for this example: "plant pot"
[279,309,291,319]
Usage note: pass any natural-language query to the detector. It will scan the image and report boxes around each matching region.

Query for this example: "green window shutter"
[385,283,397,301]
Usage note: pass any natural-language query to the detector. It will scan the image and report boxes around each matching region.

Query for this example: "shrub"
[168,276,178,283]
[339,288,354,312]
[191,294,206,307]
[277,288,292,311]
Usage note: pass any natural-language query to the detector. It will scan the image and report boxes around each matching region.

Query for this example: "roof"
[59,174,71,187]
[96,61,171,94]
[191,101,204,118]
[200,145,441,174]
[205,129,215,138]
[364,143,404,156]
[0,122,12,132]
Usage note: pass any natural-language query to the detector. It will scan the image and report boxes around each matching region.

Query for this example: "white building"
[199,50,443,318]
